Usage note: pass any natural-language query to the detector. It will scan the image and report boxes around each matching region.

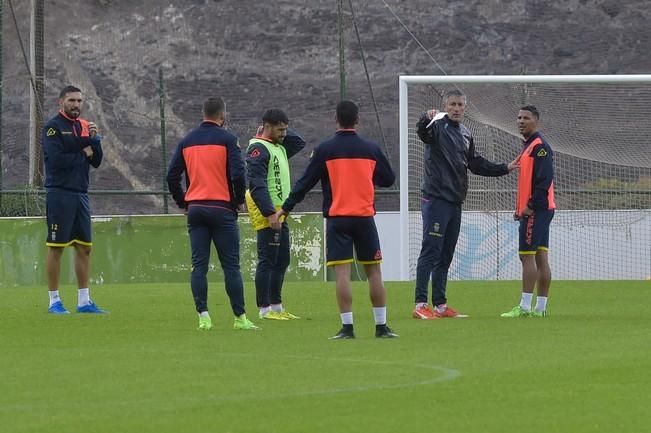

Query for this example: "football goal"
[398,75,651,281]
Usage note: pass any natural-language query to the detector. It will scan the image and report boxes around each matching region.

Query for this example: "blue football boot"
[76,301,108,314]
[48,301,70,315]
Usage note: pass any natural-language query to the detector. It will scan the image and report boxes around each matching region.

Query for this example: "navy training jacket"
[43,111,102,193]
[416,113,508,204]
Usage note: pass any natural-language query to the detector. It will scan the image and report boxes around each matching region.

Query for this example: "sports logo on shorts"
[526,214,535,245]
[374,250,382,260]
[46,128,56,137]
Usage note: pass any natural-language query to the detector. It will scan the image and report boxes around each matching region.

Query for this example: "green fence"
[0,214,324,287]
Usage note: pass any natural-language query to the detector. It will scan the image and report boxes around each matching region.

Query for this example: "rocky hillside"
[2,0,650,212]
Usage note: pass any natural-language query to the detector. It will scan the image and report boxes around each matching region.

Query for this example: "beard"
[65,108,80,119]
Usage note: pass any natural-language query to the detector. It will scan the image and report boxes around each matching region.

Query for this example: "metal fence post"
[159,67,168,214]
[28,0,44,187]
[0,0,4,210]
[337,0,346,100]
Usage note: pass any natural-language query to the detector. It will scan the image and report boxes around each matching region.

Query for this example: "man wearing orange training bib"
[501,105,555,318]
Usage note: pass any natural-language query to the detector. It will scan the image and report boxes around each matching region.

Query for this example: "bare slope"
[2,0,650,211]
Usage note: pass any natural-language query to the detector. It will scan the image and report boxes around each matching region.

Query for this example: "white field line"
[2,353,461,412]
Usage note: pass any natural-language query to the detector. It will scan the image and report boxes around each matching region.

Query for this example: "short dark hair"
[59,85,81,99]
[262,109,289,125]
[520,105,540,120]
[444,89,465,101]
[203,97,225,118]
[336,100,359,128]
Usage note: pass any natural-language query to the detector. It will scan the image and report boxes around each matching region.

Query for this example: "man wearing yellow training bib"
[246,109,306,320]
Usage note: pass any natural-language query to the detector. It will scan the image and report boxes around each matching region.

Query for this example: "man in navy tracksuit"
[167,97,258,331]
[412,90,518,320]
[43,85,105,315]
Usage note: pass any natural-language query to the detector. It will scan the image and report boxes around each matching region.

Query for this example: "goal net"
[399,75,651,281]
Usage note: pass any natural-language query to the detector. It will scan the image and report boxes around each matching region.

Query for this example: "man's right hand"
[425,109,446,128]
[507,157,521,172]
[275,209,288,223]
[82,146,94,158]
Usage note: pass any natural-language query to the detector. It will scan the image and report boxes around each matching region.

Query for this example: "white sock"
[78,288,90,307]
[49,290,61,307]
[535,296,548,312]
[199,311,210,318]
[340,311,353,325]
[259,306,270,316]
[520,293,533,311]
[372,307,387,325]
[435,303,447,313]
[415,302,427,309]
[270,303,283,313]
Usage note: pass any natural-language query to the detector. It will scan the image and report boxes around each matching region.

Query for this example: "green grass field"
[1,280,650,433]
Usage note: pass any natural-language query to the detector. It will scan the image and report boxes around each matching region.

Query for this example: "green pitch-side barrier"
[0,214,325,287]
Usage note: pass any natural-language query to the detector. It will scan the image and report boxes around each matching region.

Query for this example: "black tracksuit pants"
[187,204,245,316]
[255,223,290,308]
[414,197,462,306]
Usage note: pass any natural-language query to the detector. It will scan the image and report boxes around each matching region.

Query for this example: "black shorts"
[519,209,554,254]
[46,191,92,247]
[326,216,382,266]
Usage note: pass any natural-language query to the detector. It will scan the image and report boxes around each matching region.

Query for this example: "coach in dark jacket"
[412,89,518,320]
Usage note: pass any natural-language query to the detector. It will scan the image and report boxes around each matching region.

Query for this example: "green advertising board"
[0,214,325,287]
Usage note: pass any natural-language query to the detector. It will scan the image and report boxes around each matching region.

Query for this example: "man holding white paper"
[412,89,518,320]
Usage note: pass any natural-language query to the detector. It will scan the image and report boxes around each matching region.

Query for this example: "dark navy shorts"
[46,191,92,247]
[518,209,554,254]
[326,216,382,266]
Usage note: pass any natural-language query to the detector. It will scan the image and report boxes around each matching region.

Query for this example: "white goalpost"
[399,75,651,281]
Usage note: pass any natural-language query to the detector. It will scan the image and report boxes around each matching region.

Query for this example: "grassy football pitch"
[1,280,650,433]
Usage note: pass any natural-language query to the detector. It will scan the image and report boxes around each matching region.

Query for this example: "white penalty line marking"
[2,353,461,412]
[202,353,462,402]
[0,352,461,413]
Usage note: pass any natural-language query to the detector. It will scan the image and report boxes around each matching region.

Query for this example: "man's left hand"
[267,213,281,231]
[88,122,98,138]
